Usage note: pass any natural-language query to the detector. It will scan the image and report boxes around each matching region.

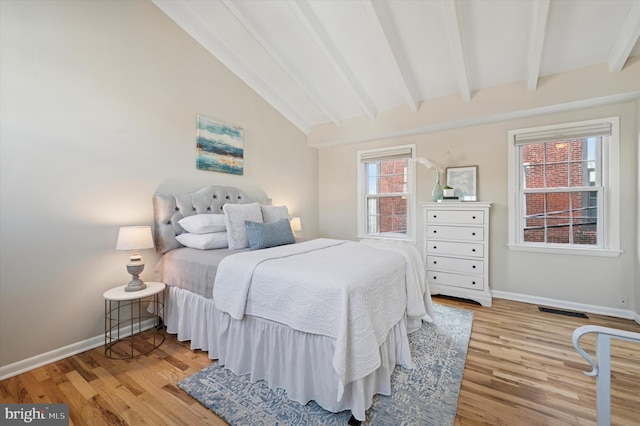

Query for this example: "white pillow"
[176,232,229,250]
[178,214,226,234]
[223,202,263,249]
[261,205,290,223]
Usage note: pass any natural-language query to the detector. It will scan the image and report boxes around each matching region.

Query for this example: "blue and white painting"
[196,115,244,175]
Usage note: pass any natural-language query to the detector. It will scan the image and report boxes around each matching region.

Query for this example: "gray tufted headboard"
[153,185,266,254]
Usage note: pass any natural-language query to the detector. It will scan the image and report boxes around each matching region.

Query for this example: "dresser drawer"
[426,240,484,257]
[427,225,484,241]
[426,255,484,274]
[427,271,484,290]
[426,210,484,225]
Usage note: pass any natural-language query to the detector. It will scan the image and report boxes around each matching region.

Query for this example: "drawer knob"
[433,230,437,234]
[472,248,476,252]
[472,265,476,269]
[472,281,476,285]
[433,246,437,249]
[472,232,476,236]
[433,215,437,218]
[433,261,437,264]
[433,276,437,280]
[472,216,476,219]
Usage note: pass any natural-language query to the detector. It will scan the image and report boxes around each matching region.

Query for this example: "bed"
[153,185,435,422]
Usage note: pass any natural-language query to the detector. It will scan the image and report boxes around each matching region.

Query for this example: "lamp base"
[124,281,147,291]
[125,278,147,292]
[125,261,147,292]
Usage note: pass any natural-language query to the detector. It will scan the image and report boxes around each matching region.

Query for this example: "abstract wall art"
[196,114,244,175]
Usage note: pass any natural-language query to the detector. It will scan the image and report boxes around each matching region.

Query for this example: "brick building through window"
[509,117,618,254]
[367,159,408,235]
[358,144,415,240]
[521,137,599,246]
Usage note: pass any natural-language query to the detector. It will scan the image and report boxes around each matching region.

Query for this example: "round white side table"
[103,282,166,359]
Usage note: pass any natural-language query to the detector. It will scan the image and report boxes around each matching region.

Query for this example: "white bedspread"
[212,238,410,396]
[359,238,436,330]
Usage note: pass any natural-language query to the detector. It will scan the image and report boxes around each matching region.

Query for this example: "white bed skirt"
[165,286,412,421]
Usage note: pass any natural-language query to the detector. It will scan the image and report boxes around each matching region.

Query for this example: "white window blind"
[514,122,612,144]
[359,146,413,162]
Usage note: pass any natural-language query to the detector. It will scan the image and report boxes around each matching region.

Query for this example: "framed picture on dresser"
[446,166,477,201]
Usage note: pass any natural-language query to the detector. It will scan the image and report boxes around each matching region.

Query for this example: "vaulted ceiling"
[153,0,640,136]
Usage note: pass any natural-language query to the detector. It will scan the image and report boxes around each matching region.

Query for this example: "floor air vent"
[538,307,588,318]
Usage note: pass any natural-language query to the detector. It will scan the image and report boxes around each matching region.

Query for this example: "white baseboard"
[0,318,156,381]
[492,290,636,321]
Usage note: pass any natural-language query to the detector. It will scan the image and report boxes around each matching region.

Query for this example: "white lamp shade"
[116,226,154,250]
[290,217,302,232]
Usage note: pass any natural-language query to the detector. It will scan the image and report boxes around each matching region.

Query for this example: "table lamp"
[116,226,154,292]
[290,217,302,236]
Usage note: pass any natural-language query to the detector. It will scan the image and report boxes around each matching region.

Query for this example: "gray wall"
[0,0,318,368]
[636,97,640,321]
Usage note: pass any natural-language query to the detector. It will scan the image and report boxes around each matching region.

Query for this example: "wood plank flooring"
[1,297,639,425]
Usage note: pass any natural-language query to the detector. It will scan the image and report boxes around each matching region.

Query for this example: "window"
[357,145,416,242]
[508,117,620,256]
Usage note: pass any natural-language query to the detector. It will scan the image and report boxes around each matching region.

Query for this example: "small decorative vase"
[432,172,444,201]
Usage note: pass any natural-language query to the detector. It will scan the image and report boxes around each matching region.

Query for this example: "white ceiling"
[153,0,640,135]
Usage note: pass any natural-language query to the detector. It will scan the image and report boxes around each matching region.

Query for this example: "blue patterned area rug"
[178,304,473,425]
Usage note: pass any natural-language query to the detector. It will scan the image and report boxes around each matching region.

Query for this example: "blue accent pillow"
[245,218,295,250]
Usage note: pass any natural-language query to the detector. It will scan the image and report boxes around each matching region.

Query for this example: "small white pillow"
[178,214,226,234]
[223,202,263,249]
[176,232,229,250]
[261,205,290,223]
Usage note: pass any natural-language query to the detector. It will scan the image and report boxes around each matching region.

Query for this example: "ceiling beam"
[608,0,640,72]
[288,1,376,119]
[221,0,342,125]
[526,0,550,91]
[152,0,311,133]
[440,0,471,101]
[362,0,419,112]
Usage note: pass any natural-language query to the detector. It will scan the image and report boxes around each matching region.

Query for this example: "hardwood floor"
[442,297,640,426]
[1,297,639,425]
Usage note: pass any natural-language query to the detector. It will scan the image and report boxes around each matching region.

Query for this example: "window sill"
[359,235,417,245]
[507,244,622,258]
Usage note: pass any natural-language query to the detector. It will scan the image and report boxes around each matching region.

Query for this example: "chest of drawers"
[422,202,492,307]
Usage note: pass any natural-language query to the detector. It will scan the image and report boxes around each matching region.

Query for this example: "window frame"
[357,144,416,243]
[507,117,621,257]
